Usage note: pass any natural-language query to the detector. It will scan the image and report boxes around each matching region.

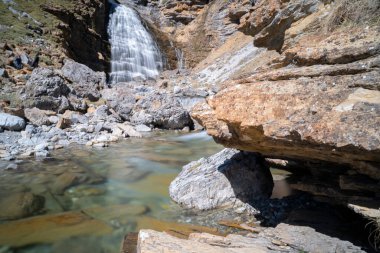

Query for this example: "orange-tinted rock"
[0,211,112,247]
[193,72,380,178]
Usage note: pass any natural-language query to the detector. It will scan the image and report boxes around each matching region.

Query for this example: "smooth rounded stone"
[169,148,274,211]
[48,115,59,124]
[0,192,45,220]
[135,124,152,132]
[0,113,26,131]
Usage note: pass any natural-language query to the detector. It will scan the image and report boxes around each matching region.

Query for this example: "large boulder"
[169,148,274,211]
[21,68,70,111]
[24,107,56,126]
[101,85,136,120]
[192,71,380,179]
[131,92,193,129]
[0,113,26,131]
[61,59,107,101]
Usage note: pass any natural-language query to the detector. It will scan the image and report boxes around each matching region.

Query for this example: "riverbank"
[1,0,379,252]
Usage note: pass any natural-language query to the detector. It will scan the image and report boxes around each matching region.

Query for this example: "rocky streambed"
[0,131,373,253]
[0,131,224,252]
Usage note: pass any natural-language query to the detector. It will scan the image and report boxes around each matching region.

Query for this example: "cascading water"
[108,2,163,83]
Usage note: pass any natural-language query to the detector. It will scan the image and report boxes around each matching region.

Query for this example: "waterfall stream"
[108,2,163,83]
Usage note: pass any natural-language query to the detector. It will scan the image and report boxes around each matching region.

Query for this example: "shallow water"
[0,131,224,253]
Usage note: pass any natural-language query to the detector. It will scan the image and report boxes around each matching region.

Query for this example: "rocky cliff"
[42,0,111,72]
[190,0,380,205]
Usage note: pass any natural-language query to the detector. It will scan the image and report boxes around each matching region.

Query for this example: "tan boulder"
[192,72,380,179]
[24,107,56,126]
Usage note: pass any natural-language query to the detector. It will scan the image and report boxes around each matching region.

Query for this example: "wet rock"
[169,148,274,211]
[82,204,148,223]
[24,107,56,126]
[61,59,107,101]
[0,113,26,131]
[50,172,80,194]
[136,216,219,239]
[0,211,112,247]
[0,192,45,220]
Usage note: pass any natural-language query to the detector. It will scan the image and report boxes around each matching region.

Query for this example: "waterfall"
[108,2,163,83]
[170,41,185,70]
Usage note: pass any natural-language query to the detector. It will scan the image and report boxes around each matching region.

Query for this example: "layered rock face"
[191,0,380,202]
[42,0,111,72]
[137,225,365,253]
[141,0,251,68]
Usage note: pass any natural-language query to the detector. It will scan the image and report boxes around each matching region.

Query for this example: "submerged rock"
[0,192,44,220]
[169,148,273,211]
[0,211,112,247]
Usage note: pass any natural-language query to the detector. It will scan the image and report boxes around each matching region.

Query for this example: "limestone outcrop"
[136,225,365,253]
[42,0,111,72]
[190,0,380,203]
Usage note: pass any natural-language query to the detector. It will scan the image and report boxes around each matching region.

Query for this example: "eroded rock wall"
[191,0,380,203]
[42,0,111,72]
